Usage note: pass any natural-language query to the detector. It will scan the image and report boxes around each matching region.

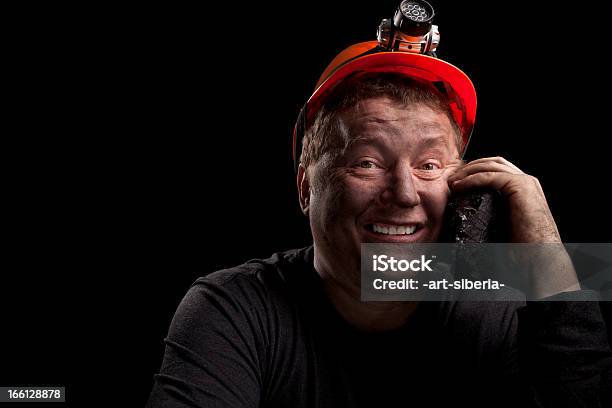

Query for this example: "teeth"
[371,224,417,235]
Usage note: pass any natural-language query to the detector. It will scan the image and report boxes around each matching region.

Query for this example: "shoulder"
[167,246,315,351]
[194,246,315,296]
[175,246,315,328]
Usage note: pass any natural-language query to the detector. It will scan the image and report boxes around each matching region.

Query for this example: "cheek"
[310,174,381,230]
[418,179,450,222]
[341,176,382,211]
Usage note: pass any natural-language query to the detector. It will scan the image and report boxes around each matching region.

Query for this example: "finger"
[447,158,466,168]
[464,156,524,173]
[447,161,522,182]
[450,171,515,194]
[442,160,466,176]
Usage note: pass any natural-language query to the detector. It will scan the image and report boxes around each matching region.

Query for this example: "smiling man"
[297,76,464,333]
[147,13,611,408]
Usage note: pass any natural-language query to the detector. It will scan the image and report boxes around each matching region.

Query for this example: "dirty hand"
[446,156,580,297]
[447,156,560,243]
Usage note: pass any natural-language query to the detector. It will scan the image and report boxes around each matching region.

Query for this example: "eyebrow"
[419,134,450,148]
[347,134,390,152]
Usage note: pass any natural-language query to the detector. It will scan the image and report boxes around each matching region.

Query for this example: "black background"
[2,1,611,406]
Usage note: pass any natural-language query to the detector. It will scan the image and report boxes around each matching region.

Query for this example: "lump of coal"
[441,190,509,281]
[441,189,507,244]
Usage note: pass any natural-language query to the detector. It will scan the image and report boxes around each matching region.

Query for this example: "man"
[148,22,611,408]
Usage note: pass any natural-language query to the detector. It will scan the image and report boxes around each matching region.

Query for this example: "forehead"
[343,97,450,132]
[338,97,456,151]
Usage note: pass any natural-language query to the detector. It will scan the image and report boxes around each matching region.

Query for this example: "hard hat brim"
[303,42,477,156]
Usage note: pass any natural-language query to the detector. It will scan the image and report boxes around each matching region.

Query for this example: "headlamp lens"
[400,1,430,22]
[394,0,435,37]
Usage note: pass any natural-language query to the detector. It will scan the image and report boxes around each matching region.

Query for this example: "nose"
[380,162,421,207]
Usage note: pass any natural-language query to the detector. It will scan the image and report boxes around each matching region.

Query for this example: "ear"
[297,164,310,216]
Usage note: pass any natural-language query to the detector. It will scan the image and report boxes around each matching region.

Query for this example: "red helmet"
[292,40,477,169]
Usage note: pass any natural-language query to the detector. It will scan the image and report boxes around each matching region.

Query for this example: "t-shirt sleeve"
[513,290,612,407]
[146,272,266,408]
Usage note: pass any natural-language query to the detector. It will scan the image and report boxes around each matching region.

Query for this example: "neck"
[314,250,419,332]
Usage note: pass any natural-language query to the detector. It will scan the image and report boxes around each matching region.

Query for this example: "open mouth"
[365,223,422,236]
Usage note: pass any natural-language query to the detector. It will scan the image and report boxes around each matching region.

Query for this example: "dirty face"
[303,97,461,285]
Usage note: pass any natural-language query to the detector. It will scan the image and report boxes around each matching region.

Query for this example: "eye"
[358,160,379,169]
[420,162,440,171]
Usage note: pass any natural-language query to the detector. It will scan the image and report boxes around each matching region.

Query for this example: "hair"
[299,72,463,172]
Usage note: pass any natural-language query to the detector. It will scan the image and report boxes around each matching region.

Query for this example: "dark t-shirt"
[147,246,612,407]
